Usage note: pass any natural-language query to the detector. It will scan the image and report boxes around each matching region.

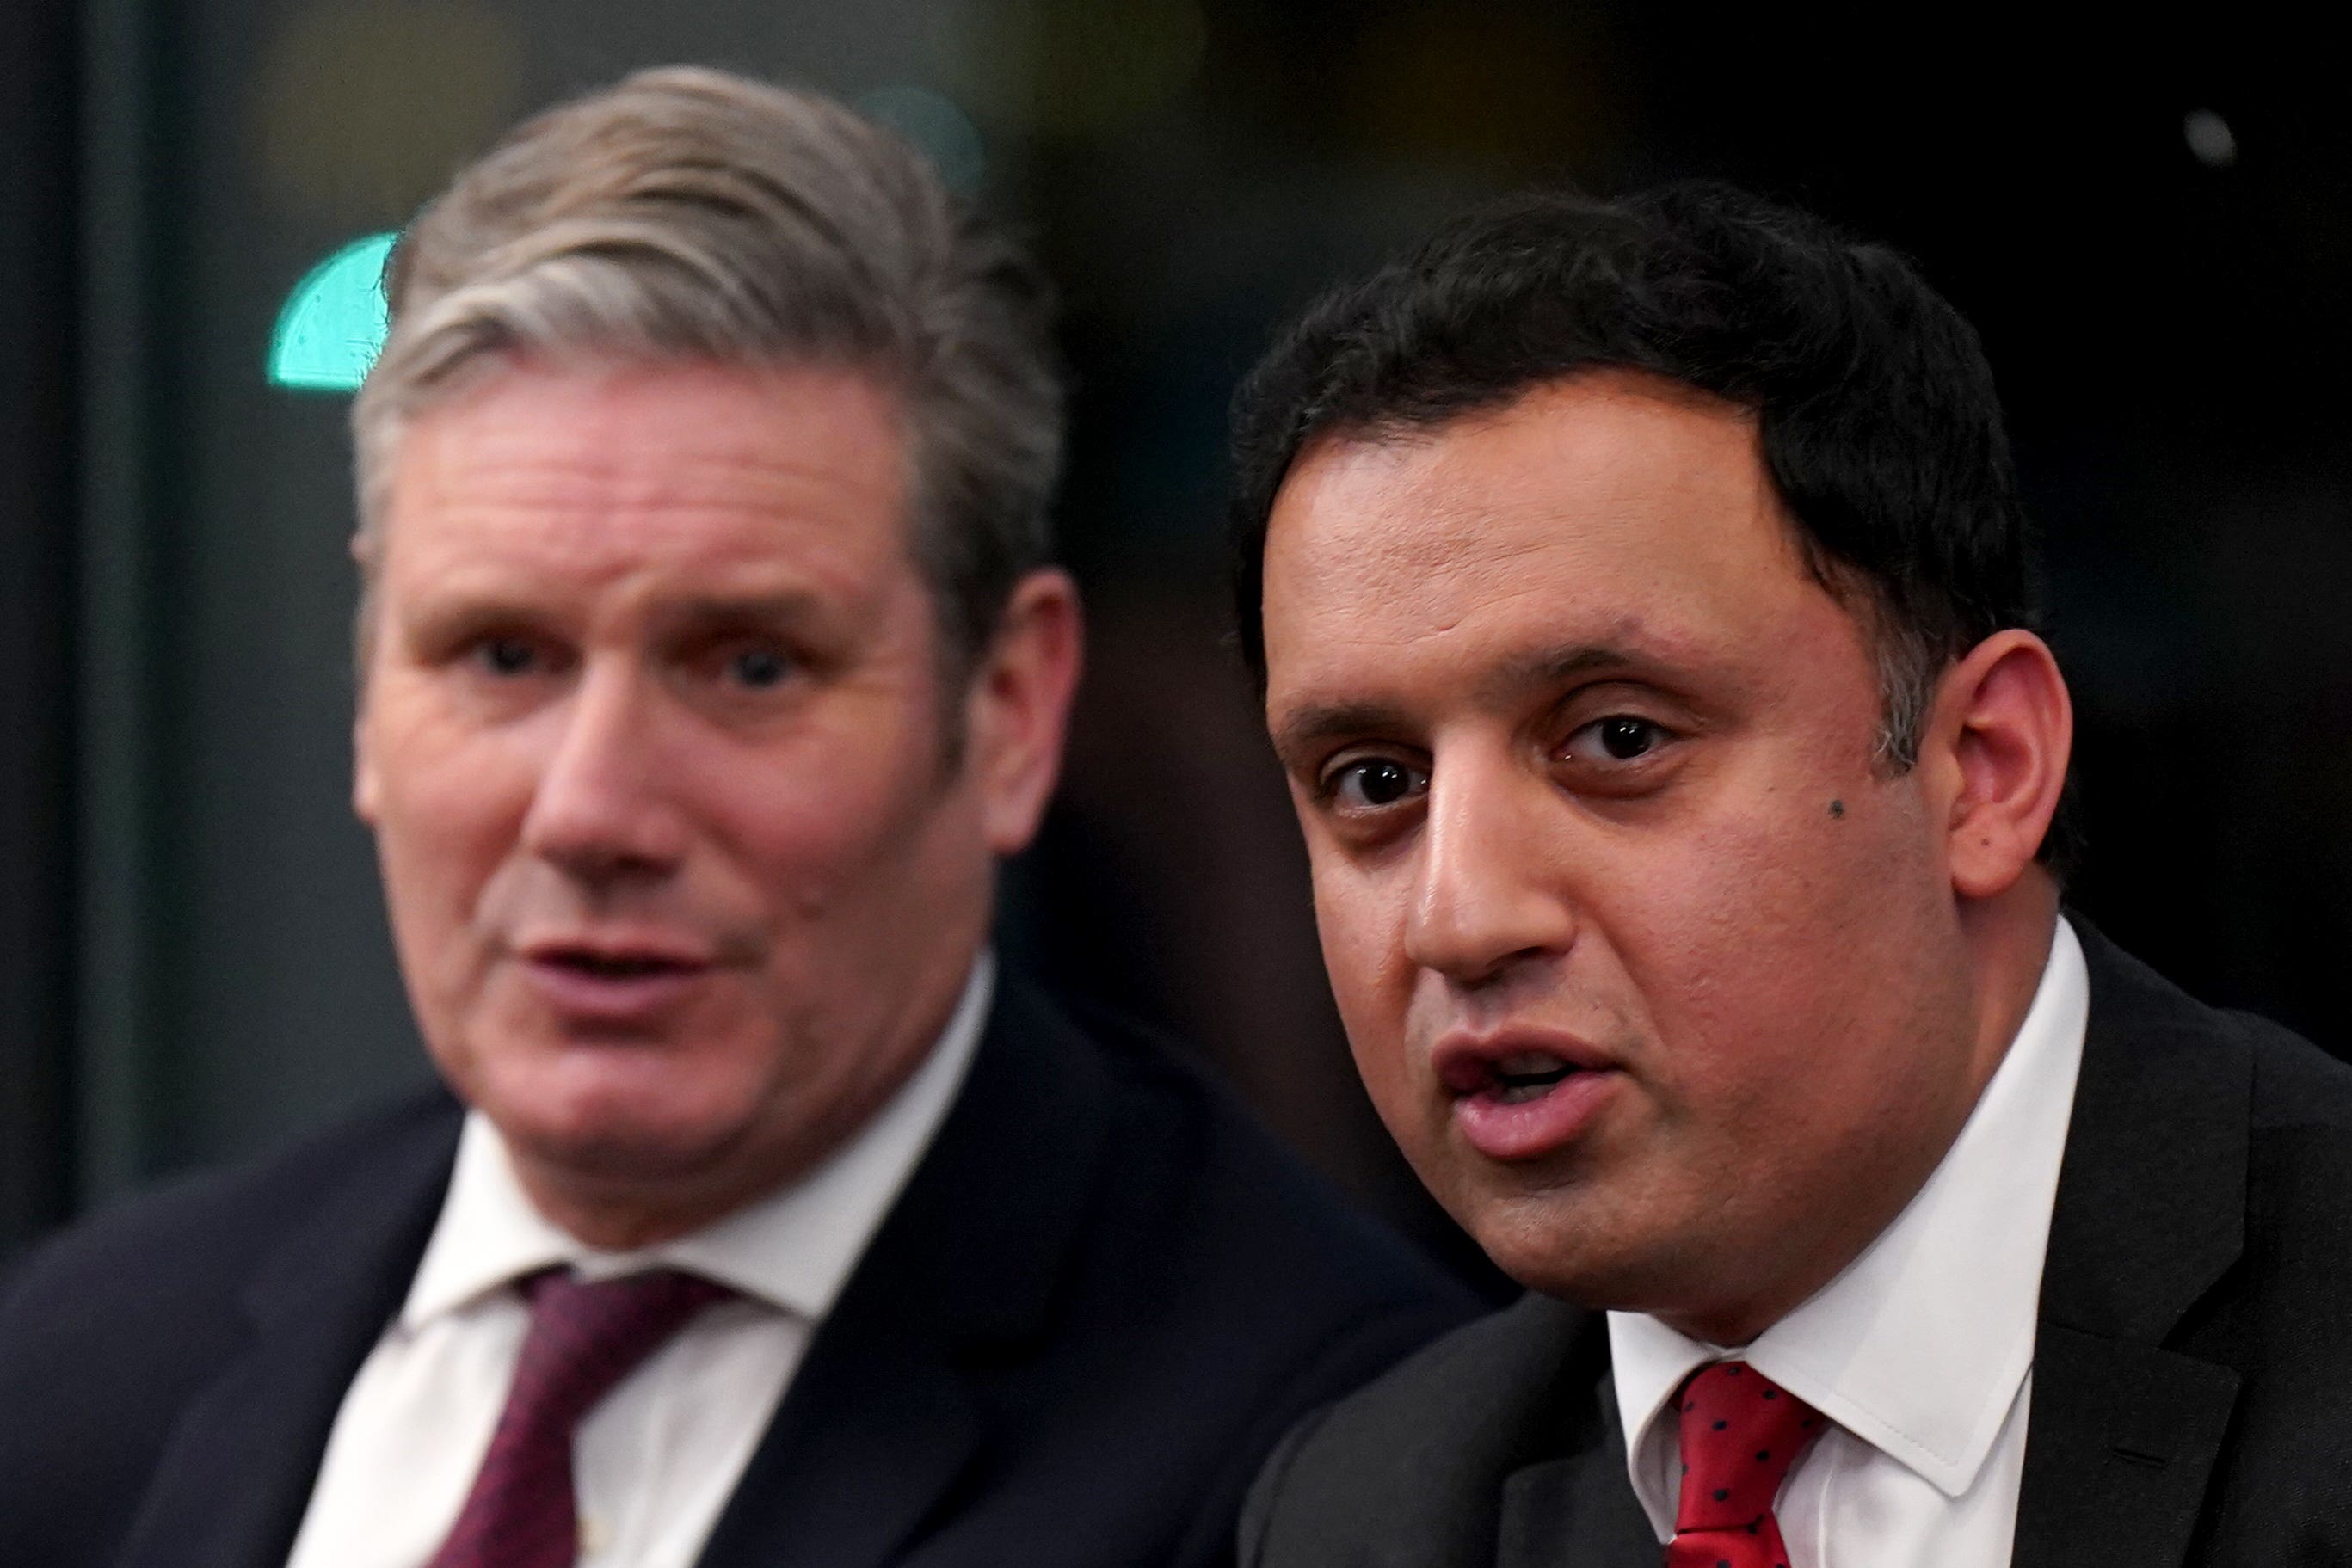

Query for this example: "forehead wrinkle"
[388,370,910,569]
[390,440,902,605]
[1290,383,1790,605]
[1314,493,1568,618]
[385,504,896,639]
[409,354,905,472]
[1264,377,1829,734]
[407,444,900,527]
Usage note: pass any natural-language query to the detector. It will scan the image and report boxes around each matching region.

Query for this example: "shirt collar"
[1609,918,2088,1521]
[402,953,994,1327]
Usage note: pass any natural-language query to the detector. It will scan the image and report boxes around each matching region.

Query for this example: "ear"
[351,535,384,826]
[1924,629,2073,900]
[963,568,1084,856]
[354,708,381,825]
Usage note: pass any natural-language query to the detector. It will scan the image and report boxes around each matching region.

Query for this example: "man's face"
[357,360,1041,1239]
[1260,372,1988,1337]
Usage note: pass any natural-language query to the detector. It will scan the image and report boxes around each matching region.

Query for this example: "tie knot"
[426,1268,733,1568]
[508,1267,733,1433]
[1671,1361,1824,1535]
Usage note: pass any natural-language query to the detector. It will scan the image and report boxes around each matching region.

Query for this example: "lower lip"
[520,959,711,1025]
[1450,1070,1622,1161]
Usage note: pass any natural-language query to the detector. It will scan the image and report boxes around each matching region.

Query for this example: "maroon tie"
[1663,1361,1826,1568]
[427,1268,731,1568]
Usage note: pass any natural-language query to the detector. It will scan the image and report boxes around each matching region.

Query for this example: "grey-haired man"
[0,67,1471,1568]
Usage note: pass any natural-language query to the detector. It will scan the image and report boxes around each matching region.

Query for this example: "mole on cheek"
[1828,799,1845,819]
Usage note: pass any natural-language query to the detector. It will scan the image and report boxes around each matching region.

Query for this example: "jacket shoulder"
[2073,920,2352,1124]
[1058,989,1480,1333]
[1243,1294,1603,1566]
[0,1091,459,1567]
[976,987,1484,1565]
[0,1088,459,1331]
[2232,1005,2352,1131]
[2078,920,2352,1198]
[2066,938,2352,1554]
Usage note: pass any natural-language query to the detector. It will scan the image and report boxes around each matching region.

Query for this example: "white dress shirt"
[284,956,994,1568]
[1607,919,2088,1568]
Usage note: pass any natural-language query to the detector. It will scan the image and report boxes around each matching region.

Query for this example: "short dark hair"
[1228,181,2039,779]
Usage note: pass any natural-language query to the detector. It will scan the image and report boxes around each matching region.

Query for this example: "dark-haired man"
[1230,183,2352,1565]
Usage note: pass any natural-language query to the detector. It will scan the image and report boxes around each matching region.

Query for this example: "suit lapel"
[1498,1373,1660,1568]
[2012,924,2250,1568]
[109,988,1105,1568]
[2013,1326,2239,1568]
[696,984,1111,1568]
[110,1098,461,1568]
[689,1307,981,1568]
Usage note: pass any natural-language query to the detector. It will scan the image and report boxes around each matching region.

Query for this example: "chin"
[1452,1180,1664,1310]
[1468,1216,1593,1299]
[478,1054,761,1184]
[516,1113,762,1200]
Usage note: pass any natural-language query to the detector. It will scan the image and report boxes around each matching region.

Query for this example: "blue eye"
[479,636,537,676]
[729,646,792,688]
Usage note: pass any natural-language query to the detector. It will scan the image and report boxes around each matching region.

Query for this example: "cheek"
[708,722,965,921]
[384,742,525,854]
[710,778,854,909]
[1613,783,1946,1109]
[1308,853,1417,1095]
[363,699,536,938]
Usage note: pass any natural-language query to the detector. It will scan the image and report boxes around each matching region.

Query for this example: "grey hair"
[1868,615,1944,773]
[350,65,1064,670]
[1788,542,1947,776]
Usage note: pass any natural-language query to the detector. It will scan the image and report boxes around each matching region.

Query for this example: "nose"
[518,657,689,886]
[1404,748,1579,987]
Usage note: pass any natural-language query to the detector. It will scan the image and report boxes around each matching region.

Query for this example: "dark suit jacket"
[1240,924,2352,1566]
[0,981,1477,1568]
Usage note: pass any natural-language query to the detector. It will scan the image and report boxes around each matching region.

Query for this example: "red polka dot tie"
[1663,1360,1826,1568]
[427,1267,730,1568]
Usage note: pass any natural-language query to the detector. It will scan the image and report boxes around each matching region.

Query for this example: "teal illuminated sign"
[268,231,395,392]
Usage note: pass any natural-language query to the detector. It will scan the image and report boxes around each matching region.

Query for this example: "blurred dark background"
[3,1,2345,1281]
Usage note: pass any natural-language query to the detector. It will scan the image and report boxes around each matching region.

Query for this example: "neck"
[1661,874,2062,1346]
[1954,870,2062,1092]
[502,1048,946,1251]
[514,1165,776,1252]
[490,940,987,1254]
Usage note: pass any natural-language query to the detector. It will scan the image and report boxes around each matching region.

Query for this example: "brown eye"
[1330,757,1428,811]
[1597,716,1660,759]
[1562,714,1671,765]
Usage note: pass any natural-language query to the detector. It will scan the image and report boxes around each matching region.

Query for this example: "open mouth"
[515,937,717,1021]
[1439,1048,1585,1105]
[1485,1053,1579,1104]
[535,947,702,981]
[1432,1031,1620,1160]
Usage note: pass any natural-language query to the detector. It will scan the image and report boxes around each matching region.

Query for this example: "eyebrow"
[1270,642,1649,760]
[1270,700,1412,760]
[405,587,831,629]
[657,593,834,633]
